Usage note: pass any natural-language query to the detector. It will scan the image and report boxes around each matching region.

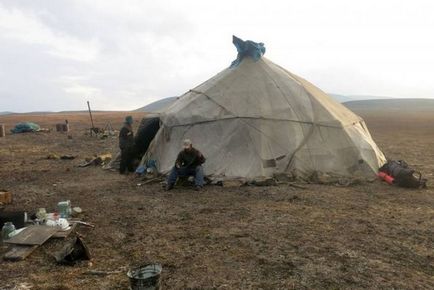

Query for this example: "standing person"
[119,116,135,174]
[166,139,205,191]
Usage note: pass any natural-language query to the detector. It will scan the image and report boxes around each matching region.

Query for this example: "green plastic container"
[57,200,72,218]
[2,222,15,240]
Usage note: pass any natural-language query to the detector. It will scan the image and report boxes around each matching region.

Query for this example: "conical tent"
[144,37,386,179]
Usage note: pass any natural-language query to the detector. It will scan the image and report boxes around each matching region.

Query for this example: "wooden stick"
[87,101,95,136]
[69,221,95,228]
[141,177,163,185]
[83,270,123,276]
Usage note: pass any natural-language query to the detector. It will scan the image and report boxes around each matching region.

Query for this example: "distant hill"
[329,94,353,103]
[134,94,388,113]
[343,98,434,112]
[135,97,178,112]
[0,111,13,115]
[329,94,392,103]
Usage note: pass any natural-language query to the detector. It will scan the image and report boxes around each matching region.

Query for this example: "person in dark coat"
[166,139,205,191]
[119,116,135,174]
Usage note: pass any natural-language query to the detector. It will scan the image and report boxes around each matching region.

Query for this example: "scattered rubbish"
[72,207,82,215]
[102,152,121,171]
[2,201,91,261]
[0,190,12,205]
[53,235,91,265]
[57,200,72,218]
[79,153,112,167]
[127,264,162,290]
[99,122,117,139]
[46,218,69,230]
[2,221,16,240]
[35,208,47,223]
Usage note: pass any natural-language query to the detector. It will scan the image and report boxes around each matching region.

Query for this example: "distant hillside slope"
[344,98,434,112]
[0,111,13,115]
[135,94,387,113]
[329,94,353,103]
[329,94,392,103]
[135,97,177,112]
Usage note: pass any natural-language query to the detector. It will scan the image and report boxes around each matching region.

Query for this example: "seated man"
[166,139,205,191]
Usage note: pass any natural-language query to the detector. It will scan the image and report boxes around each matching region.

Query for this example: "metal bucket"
[127,264,162,290]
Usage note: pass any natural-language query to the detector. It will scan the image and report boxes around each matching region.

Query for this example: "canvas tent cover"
[144,36,386,179]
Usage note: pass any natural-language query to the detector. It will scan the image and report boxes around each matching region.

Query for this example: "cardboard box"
[0,191,12,204]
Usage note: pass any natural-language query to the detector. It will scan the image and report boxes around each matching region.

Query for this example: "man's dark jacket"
[175,148,205,169]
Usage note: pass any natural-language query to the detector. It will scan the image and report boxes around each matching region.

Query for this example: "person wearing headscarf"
[119,116,135,174]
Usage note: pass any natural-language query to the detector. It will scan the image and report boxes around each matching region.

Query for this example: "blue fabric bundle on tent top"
[11,122,41,133]
[230,35,266,68]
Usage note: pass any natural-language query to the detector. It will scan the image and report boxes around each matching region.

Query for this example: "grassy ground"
[0,111,433,289]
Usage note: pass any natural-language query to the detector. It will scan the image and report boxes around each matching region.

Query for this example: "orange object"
[384,175,394,185]
[377,172,394,185]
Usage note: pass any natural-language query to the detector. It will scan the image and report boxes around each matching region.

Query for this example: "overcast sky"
[1,0,434,112]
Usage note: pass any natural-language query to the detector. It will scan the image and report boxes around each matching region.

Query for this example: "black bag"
[379,160,427,188]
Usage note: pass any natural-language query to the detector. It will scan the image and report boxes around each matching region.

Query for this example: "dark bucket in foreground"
[127,264,162,290]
